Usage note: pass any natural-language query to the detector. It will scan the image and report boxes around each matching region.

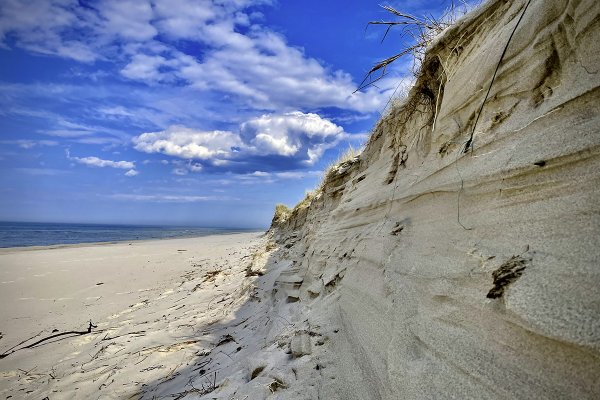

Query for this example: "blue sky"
[0,0,454,228]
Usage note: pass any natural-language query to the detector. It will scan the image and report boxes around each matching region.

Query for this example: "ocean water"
[0,221,256,248]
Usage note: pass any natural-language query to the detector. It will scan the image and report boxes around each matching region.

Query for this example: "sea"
[0,221,258,248]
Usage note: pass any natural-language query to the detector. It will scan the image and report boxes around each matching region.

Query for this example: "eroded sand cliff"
[268,0,600,397]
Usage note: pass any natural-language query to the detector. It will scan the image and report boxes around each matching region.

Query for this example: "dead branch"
[0,330,43,358]
[102,330,146,341]
[0,321,97,359]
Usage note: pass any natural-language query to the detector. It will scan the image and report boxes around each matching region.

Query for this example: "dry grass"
[317,145,360,190]
[292,191,316,213]
[265,240,277,251]
[357,2,472,91]
[271,146,363,227]
[272,203,291,224]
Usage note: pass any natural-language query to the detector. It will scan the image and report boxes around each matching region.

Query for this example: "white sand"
[0,231,344,399]
[0,233,290,399]
[0,233,334,399]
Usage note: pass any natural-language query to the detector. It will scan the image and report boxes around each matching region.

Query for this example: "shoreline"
[0,229,265,254]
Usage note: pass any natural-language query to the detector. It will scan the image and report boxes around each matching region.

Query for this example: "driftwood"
[0,321,97,359]
[0,330,43,359]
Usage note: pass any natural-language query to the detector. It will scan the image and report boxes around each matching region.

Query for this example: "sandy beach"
[0,230,350,400]
[0,233,277,399]
[1,0,599,398]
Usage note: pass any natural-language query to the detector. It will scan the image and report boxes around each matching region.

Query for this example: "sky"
[0,0,457,228]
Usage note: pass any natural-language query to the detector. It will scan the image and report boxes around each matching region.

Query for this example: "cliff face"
[270,0,600,398]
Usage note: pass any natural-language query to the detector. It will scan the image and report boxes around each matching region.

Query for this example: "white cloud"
[67,150,135,171]
[98,0,157,42]
[110,194,232,202]
[34,117,132,143]
[247,170,322,180]
[275,170,322,179]
[152,0,217,40]
[124,169,139,177]
[71,156,134,169]
[232,169,322,185]
[252,133,297,156]
[212,159,230,166]
[187,162,203,172]
[120,53,186,82]
[172,168,188,176]
[152,30,392,112]
[43,129,94,138]
[75,137,122,145]
[0,139,58,149]
[133,125,242,160]
[250,171,270,177]
[132,111,346,167]
[241,111,344,161]
[15,167,69,176]
[0,0,98,62]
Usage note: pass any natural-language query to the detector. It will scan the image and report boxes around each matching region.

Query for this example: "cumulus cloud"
[0,0,402,183]
[133,126,243,160]
[241,112,344,163]
[132,111,346,168]
[124,169,139,177]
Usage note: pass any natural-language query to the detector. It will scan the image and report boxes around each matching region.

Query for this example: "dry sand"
[0,233,332,399]
[0,233,304,399]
